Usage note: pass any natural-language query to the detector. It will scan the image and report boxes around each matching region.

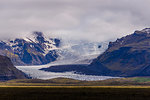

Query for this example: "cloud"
[0,0,150,41]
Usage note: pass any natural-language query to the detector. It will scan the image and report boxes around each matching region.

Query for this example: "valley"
[1,1,150,99]
[1,28,150,81]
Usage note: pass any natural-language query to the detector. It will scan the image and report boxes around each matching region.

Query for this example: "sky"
[0,0,150,42]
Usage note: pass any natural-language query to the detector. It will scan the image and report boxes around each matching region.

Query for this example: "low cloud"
[0,0,150,41]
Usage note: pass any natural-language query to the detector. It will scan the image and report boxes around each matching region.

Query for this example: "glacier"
[16,64,120,81]
[55,40,109,64]
[16,40,120,81]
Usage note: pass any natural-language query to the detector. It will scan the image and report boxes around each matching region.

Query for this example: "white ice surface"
[16,63,120,81]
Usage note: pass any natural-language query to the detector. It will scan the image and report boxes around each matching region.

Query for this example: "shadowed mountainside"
[0,55,28,81]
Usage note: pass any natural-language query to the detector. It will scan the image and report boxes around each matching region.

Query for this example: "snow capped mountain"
[0,31,108,66]
[0,32,60,65]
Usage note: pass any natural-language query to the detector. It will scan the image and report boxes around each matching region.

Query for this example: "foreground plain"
[0,86,150,100]
[0,77,150,100]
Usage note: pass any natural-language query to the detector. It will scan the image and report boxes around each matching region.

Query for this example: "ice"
[55,40,109,64]
[16,64,120,81]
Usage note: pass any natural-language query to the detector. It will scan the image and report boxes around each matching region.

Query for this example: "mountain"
[41,28,150,77]
[0,31,107,66]
[91,28,150,77]
[0,55,28,81]
[0,32,60,65]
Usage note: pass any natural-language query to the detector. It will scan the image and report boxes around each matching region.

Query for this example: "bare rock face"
[0,55,28,81]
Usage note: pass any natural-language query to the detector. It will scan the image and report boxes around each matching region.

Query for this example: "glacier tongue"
[16,65,119,81]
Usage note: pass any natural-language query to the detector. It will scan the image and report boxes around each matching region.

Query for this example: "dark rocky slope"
[90,28,150,77]
[41,28,150,77]
[0,55,28,81]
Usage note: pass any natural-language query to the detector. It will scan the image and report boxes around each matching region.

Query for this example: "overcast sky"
[0,0,150,41]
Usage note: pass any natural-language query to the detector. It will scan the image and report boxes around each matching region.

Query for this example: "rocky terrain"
[0,55,28,81]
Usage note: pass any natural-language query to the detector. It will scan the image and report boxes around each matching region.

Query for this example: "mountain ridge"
[0,31,106,66]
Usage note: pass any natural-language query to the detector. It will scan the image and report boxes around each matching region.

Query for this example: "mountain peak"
[134,28,150,34]
[32,31,45,43]
[33,31,44,37]
[141,28,150,33]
